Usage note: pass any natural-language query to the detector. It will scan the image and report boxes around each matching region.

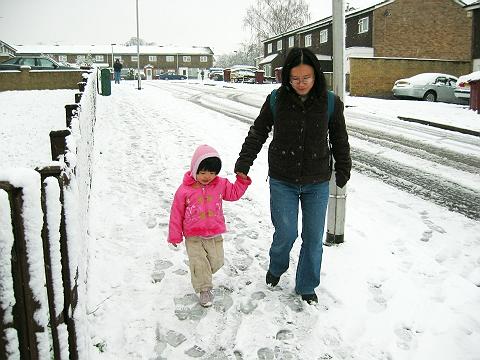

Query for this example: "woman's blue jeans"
[114,71,121,83]
[268,177,329,295]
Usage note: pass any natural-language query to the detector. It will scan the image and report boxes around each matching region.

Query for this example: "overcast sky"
[0,0,461,55]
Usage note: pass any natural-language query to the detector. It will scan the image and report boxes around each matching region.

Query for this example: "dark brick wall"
[373,0,472,60]
[0,68,86,91]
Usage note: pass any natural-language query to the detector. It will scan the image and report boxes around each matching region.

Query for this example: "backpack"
[269,88,335,124]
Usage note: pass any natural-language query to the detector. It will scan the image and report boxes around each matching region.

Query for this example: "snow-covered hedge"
[62,70,97,360]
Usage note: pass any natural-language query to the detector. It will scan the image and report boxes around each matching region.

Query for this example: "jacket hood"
[190,144,220,180]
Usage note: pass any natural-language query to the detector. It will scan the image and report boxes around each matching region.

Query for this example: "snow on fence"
[0,70,97,359]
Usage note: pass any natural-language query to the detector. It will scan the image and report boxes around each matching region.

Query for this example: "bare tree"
[214,42,259,68]
[242,0,310,61]
[243,0,310,42]
[124,37,156,46]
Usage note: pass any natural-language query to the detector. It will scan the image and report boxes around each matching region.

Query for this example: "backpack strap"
[327,90,335,124]
[270,88,335,123]
[269,88,277,118]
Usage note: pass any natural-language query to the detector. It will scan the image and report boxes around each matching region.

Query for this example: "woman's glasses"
[290,76,314,85]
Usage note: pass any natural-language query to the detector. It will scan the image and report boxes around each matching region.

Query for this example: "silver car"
[392,73,459,103]
[0,56,74,70]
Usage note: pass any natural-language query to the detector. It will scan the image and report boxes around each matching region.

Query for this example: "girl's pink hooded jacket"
[168,145,252,244]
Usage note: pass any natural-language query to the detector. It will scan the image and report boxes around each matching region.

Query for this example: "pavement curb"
[397,116,480,137]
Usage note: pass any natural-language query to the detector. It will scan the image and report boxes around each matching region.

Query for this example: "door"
[146,68,153,80]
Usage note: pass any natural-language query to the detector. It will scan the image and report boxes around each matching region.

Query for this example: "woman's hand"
[236,172,248,179]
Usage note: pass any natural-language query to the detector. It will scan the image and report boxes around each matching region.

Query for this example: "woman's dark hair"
[197,157,222,175]
[281,47,327,96]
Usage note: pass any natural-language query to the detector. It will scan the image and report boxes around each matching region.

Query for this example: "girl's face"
[289,64,315,96]
[196,170,217,185]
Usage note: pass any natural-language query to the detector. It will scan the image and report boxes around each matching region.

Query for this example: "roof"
[259,54,279,65]
[12,44,214,56]
[0,40,16,52]
[464,0,480,9]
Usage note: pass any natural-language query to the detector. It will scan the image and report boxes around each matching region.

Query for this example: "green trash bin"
[100,68,111,96]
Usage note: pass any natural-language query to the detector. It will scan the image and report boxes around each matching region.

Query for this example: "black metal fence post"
[0,182,41,360]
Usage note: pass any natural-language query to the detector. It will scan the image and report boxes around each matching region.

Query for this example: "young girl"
[168,144,252,307]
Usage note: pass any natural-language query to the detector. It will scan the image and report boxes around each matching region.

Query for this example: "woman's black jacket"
[234,86,351,187]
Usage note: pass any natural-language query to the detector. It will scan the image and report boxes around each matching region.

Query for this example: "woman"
[234,47,351,304]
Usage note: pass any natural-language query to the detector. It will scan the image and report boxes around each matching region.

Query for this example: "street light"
[110,43,116,68]
[325,0,347,245]
[136,0,141,90]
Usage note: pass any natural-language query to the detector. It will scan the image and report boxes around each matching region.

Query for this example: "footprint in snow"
[173,286,233,320]
[367,280,388,313]
[394,324,418,351]
[151,259,173,283]
[420,211,446,234]
[239,291,266,314]
[184,345,206,358]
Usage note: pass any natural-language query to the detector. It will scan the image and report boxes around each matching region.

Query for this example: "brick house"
[11,44,214,79]
[259,0,474,77]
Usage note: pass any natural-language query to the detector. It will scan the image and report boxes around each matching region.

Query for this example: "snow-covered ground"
[1,80,479,359]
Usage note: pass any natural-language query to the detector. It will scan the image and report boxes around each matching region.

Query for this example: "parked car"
[230,68,256,83]
[454,71,480,102]
[392,73,459,103]
[208,67,223,80]
[0,56,74,70]
[209,71,224,81]
[157,73,187,80]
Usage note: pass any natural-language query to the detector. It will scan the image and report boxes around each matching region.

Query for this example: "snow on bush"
[62,70,97,358]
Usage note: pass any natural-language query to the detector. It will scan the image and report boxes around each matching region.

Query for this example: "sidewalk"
[345,95,480,134]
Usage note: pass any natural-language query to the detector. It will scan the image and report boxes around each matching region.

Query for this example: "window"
[166,56,174,62]
[358,17,369,34]
[37,58,56,68]
[277,40,282,51]
[95,55,104,62]
[320,29,328,44]
[114,56,122,61]
[22,58,36,66]
[149,55,157,62]
[183,56,191,62]
[267,43,272,53]
[288,36,294,48]
[264,64,272,77]
[131,55,138,61]
[200,56,208,62]
[305,34,312,47]
[76,55,85,62]
[58,55,67,62]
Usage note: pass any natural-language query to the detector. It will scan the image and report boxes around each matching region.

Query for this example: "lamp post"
[136,0,141,90]
[110,43,116,68]
[325,0,347,245]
